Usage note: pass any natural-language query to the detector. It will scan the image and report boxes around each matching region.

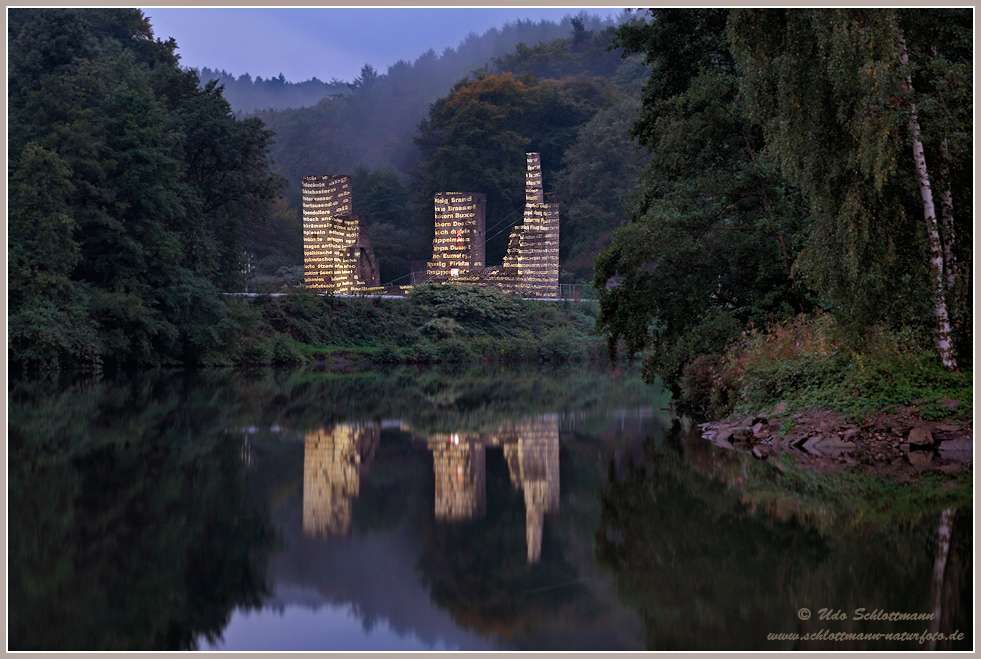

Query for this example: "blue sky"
[141,7,628,83]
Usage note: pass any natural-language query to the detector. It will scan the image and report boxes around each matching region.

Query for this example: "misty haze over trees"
[232,10,650,287]
[195,68,349,114]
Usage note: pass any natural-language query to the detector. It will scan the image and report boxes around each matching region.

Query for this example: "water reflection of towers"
[424,415,560,563]
[300,416,560,563]
[302,424,379,537]
[430,434,487,521]
[502,415,560,563]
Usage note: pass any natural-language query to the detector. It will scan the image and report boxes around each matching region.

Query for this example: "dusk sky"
[141,7,629,84]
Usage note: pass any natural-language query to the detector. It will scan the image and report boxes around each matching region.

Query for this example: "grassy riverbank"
[207,284,605,368]
[679,314,972,424]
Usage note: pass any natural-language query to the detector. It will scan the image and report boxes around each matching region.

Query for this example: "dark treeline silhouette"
[196,67,349,114]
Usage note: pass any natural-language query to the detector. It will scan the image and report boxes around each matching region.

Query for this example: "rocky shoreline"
[699,400,972,479]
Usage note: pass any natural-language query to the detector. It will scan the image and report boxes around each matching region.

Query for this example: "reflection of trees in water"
[922,507,971,652]
[215,362,669,440]
[8,365,665,650]
[8,375,278,650]
[595,428,973,651]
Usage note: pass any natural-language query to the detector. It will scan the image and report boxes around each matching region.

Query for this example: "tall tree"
[553,99,650,281]
[414,72,613,264]
[8,9,283,369]
[728,8,970,367]
[594,9,810,393]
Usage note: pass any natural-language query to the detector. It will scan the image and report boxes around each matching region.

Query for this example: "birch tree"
[897,29,955,369]
[729,8,969,367]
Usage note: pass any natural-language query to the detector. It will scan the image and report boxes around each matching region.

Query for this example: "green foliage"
[8,143,79,309]
[492,15,636,81]
[553,99,650,281]
[413,72,616,263]
[538,328,588,363]
[683,315,972,421]
[728,8,971,349]
[7,9,283,372]
[420,316,465,340]
[352,166,428,283]
[371,342,404,365]
[434,337,477,363]
[8,299,104,372]
[596,8,972,404]
[160,288,603,367]
[410,283,521,327]
[595,12,811,393]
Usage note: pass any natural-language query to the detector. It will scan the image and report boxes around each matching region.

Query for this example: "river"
[7,364,971,650]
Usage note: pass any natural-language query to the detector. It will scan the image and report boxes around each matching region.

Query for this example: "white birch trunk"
[898,30,956,370]
[925,507,954,650]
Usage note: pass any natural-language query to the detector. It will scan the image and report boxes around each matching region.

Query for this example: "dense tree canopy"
[729,8,971,355]
[413,72,619,264]
[8,8,283,370]
[595,9,812,393]
[594,8,971,393]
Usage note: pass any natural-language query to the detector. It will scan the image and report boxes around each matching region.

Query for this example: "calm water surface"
[8,364,972,650]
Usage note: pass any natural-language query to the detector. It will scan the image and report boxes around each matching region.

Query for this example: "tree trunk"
[898,30,956,370]
[925,507,954,651]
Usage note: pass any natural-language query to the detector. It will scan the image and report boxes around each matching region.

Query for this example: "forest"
[8,8,974,419]
[7,8,648,370]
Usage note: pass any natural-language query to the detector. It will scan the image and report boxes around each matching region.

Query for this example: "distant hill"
[196,68,349,114]
[197,12,630,117]
[223,10,652,287]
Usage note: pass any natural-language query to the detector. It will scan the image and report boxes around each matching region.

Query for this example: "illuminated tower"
[426,193,486,280]
[302,174,379,293]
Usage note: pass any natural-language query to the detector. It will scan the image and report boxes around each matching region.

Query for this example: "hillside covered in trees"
[8,7,972,397]
[245,11,650,287]
[196,67,349,114]
[7,8,646,371]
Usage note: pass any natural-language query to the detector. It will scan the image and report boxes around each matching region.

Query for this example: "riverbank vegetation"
[594,9,972,421]
[682,314,972,423]
[7,8,641,373]
[220,285,603,369]
[8,9,283,372]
